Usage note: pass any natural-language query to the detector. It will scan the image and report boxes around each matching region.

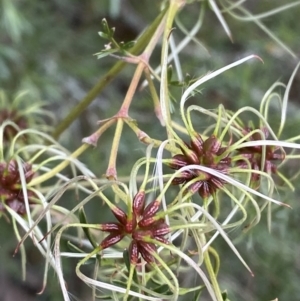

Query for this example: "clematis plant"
[4,1,300,301]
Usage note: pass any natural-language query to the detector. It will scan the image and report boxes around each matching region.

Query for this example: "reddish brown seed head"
[168,132,232,199]
[96,189,169,271]
[0,160,35,215]
[237,126,285,182]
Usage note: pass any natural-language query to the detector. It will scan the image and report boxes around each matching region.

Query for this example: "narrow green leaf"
[222,290,231,301]
[101,18,115,38]
[66,242,95,265]
[120,40,136,51]
[79,208,98,249]
[152,283,172,295]
[66,241,84,253]
[98,31,109,40]
[112,279,128,289]
[179,285,205,295]
[95,49,117,59]
[192,286,204,301]
[95,293,116,300]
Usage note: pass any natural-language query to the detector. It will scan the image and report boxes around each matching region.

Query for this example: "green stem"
[29,119,115,187]
[143,11,167,59]
[209,247,220,276]
[119,10,167,115]
[204,249,223,301]
[144,67,164,125]
[106,118,124,180]
[160,0,185,139]
[124,118,179,153]
[52,7,168,139]
[119,63,145,115]
[29,144,89,187]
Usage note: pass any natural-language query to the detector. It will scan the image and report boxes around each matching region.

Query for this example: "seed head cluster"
[168,128,285,198]
[0,160,35,215]
[169,133,231,198]
[99,191,170,265]
[236,127,285,183]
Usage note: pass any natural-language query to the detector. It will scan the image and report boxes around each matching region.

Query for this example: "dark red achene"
[98,191,170,265]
